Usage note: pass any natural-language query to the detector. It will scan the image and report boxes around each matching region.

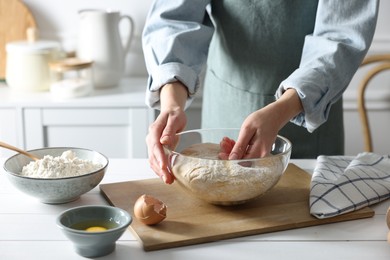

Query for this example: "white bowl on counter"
[3,147,108,204]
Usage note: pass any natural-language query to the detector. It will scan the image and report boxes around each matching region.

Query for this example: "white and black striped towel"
[310,153,390,219]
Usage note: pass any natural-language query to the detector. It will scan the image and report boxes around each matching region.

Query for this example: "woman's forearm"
[160,81,189,112]
[268,88,304,131]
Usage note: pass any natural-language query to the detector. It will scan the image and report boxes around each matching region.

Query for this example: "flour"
[21,150,102,178]
[172,143,284,204]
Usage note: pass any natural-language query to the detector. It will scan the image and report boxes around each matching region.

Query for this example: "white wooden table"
[1,158,389,260]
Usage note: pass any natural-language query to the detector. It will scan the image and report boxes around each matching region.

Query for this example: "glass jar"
[6,37,62,92]
[49,58,93,99]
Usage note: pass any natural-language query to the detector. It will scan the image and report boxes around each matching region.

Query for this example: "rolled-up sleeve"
[276,0,379,132]
[142,0,214,109]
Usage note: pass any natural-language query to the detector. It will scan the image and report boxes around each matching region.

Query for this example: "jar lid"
[6,27,60,54]
[6,40,61,54]
[49,58,93,71]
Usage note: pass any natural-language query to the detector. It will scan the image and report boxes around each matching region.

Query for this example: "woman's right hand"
[146,82,188,184]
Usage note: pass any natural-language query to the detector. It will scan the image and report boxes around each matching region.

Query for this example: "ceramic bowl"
[3,147,108,204]
[166,128,292,205]
[57,205,132,258]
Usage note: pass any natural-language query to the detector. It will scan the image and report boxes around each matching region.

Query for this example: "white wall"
[23,0,153,76]
[22,0,390,155]
[343,1,390,155]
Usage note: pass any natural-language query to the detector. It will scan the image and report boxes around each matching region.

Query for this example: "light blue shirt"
[142,0,378,132]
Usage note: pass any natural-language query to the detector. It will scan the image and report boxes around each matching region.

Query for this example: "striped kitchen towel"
[310,153,390,219]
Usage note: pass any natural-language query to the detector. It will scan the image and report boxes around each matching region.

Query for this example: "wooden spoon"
[0,141,39,161]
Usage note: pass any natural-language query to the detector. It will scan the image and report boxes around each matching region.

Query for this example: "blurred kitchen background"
[0,0,389,158]
[22,0,151,77]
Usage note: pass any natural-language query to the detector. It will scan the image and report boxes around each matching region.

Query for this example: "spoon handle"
[0,141,39,161]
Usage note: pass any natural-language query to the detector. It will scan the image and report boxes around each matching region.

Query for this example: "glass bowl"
[166,128,292,205]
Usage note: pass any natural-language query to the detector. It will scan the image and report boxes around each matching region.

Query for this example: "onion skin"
[134,194,167,225]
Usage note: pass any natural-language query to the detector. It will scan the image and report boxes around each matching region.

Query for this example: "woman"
[142,0,379,184]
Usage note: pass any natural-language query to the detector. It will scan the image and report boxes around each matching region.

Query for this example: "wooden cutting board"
[0,0,37,79]
[100,163,374,251]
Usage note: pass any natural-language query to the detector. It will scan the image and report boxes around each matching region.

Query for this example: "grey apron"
[202,0,344,159]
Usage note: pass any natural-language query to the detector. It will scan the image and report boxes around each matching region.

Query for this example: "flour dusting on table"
[21,150,102,178]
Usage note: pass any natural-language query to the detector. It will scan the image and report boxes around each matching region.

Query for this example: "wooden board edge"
[99,187,115,206]
[0,0,37,79]
[137,206,375,251]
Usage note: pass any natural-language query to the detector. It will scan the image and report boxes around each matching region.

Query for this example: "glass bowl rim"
[166,128,292,162]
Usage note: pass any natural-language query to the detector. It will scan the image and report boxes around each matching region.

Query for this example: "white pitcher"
[77,9,134,88]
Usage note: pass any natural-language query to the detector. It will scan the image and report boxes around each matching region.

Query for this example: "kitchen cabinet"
[0,77,156,158]
[2,75,389,158]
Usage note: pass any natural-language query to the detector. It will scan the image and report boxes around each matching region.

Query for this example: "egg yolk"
[85,226,107,232]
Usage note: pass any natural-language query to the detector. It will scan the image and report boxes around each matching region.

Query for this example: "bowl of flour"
[166,128,292,205]
[3,147,108,204]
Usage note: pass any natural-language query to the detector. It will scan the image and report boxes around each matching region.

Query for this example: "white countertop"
[0,77,149,108]
[1,158,389,260]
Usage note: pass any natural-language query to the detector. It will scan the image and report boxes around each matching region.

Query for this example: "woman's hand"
[218,137,235,160]
[228,88,303,160]
[146,82,188,184]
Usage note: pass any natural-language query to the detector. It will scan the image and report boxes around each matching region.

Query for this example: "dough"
[172,143,284,204]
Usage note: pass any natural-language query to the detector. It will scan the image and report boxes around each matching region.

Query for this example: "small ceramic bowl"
[57,205,132,258]
[3,147,108,204]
